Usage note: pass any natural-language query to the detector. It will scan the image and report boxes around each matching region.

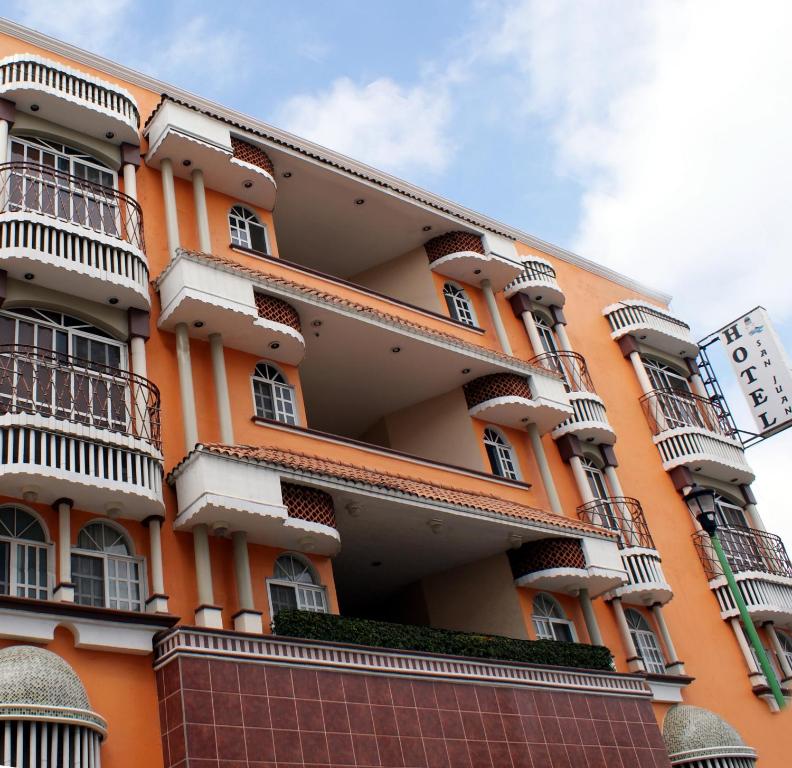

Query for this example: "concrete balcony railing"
[504,258,565,307]
[0,162,149,308]
[0,344,163,519]
[0,54,140,144]
[640,388,754,483]
[578,497,673,605]
[603,300,698,358]
[693,526,792,628]
[463,371,572,434]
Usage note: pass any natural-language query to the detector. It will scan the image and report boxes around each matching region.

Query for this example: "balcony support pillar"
[526,423,563,515]
[481,279,512,355]
[232,530,263,633]
[144,516,168,613]
[209,333,235,444]
[193,523,223,628]
[160,158,181,259]
[569,455,596,504]
[551,308,575,354]
[765,622,792,680]
[578,588,604,646]
[611,597,645,673]
[729,616,766,687]
[0,101,14,165]
[520,309,545,358]
[650,604,685,674]
[175,322,199,452]
[52,498,74,603]
[191,168,212,253]
[740,485,767,532]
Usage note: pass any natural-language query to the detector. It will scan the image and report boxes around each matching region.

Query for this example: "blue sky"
[5,1,792,540]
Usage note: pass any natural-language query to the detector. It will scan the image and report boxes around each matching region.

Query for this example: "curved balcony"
[693,526,792,628]
[504,258,565,307]
[640,388,754,483]
[0,55,140,144]
[603,300,698,358]
[464,371,572,433]
[510,536,627,597]
[0,162,149,309]
[425,231,522,290]
[578,498,672,605]
[0,345,163,519]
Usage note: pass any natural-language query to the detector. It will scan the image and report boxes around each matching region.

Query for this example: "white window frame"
[626,609,666,675]
[443,283,477,326]
[0,506,52,600]
[251,362,298,425]
[531,593,576,642]
[266,554,328,617]
[777,632,792,673]
[532,311,559,354]
[228,204,269,254]
[483,427,520,480]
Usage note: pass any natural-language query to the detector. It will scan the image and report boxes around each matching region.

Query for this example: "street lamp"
[684,487,785,709]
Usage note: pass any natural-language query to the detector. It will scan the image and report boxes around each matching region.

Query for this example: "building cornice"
[0,17,673,305]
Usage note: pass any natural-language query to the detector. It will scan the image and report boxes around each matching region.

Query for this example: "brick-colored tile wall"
[156,655,671,768]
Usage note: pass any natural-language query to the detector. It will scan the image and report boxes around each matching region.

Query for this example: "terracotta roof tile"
[193,442,610,538]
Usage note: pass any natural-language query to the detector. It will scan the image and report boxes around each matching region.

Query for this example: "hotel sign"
[720,307,792,436]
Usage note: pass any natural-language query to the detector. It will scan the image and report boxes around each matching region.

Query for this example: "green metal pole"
[711,533,786,709]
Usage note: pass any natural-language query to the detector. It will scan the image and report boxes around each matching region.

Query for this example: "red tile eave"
[169,442,611,539]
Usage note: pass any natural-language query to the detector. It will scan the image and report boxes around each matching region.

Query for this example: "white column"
[569,455,595,504]
[53,499,73,602]
[603,466,624,498]
[122,162,137,202]
[553,322,574,353]
[175,322,198,452]
[628,351,654,396]
[193,524,222,628]
[730,617,765,685]
[146,517,168,613]
[745,502,767,532]
[578,588,604,645]
[689,372,709,399]
[765,622,792,680]
[129,334,150,443]
[232,531,263,633]
[0,119,9,165]
[209,333,235,444]
[191,168,212,253]
[526,423,563,515]
[129,335,147,380]
[611,597,645,672]
[481,279,512,355]
[160,158,181,258]
[122,162,139,245]
[651,604,685,674]
[520,309,544,357]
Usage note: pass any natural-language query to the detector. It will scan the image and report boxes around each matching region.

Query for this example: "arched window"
[252,362,297,424]
[777,632,792,673]
[532,593,575,642]
[72,521,143,612]
[443,283,476,326]
[267,554,327,616]
[0,506,49,599]
[626,609,666,674]
[582,458,609,501]
[483,427,519,480]
[229,205,268,253]
[642,356,690,394]
[532,312,559,354]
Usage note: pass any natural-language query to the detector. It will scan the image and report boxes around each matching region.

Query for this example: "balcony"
[145,99,277,210]
[464,371,572,434]
[504,258,565,307]
[510,535,627,596]
[578,498,673,605]
[530,352,616,444]
[693,526,792,628]
[0,344,163,518]
[0,162,149,309]
[425,231,522,290]
[640,388,754,483]
[603,300,698,358]
[0,54,140,144]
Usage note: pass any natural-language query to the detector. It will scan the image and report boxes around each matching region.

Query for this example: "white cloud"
[276,77,454,176]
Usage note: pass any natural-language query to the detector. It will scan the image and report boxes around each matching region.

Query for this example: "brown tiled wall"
[156,655,671,768]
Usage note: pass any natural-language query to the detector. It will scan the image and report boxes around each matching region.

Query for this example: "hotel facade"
[0,18,787,768]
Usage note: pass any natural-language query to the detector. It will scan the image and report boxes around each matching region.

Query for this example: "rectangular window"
[106,556,142,612]
[72,554,105,607]
[15,542,48,599]
[268,582,327,617]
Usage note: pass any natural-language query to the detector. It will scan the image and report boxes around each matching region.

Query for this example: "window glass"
[0,507,49,600]
[532,312,559,354]
[483,428,518,480]
[626,610,666,674]
[443,284,475,326]
[229,205,268,253]
[252,363,297,424]
[532,594,574,642]
[268,555,327,617]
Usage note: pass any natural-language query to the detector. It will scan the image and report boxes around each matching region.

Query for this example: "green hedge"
[273,610,614,671]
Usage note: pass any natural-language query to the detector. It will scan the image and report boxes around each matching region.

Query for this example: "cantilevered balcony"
[578,497,673,605]
[0,162,149,308]
[640,388,754,483]
[463,370,572,434]
[530,351,616,444]
[504,258,565,307]
[0,54,140,144]
[0,345,163,518]
[693,526,792,628]
[425,231,522,290]
[603,300,698,359]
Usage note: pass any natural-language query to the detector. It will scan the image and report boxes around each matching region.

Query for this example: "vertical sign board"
[720,307,792,436]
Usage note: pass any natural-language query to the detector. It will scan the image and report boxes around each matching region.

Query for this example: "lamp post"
[685,487,785,709]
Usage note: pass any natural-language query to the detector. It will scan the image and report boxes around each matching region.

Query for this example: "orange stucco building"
[0,18,786,768]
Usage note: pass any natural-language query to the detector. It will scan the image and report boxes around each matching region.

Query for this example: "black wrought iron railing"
[692,526,792,580]
[577,497,655,550]
[640,387,735,438]
[530,351,595,393]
